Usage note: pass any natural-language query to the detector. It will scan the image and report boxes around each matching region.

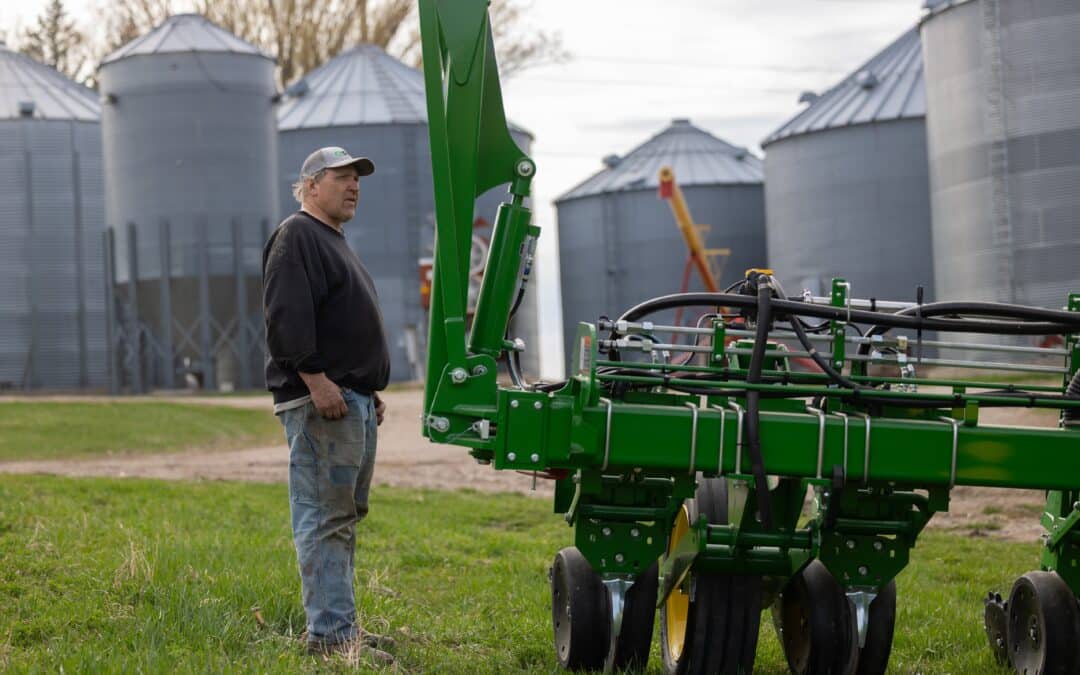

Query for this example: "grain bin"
[555,119,765,366]
[99,14,279,391]
[921,0,1080,310]
[0,42,106,389]
[763,26,934,303]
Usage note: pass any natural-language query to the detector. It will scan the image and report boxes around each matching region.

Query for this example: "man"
[262,146,393,661]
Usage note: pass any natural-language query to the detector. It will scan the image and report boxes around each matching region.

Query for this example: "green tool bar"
[593,360,1065,393]
[596,373,1080,410]
[572,403,1080,490]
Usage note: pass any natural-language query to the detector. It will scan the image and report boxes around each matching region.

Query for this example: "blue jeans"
[279,388,377,645]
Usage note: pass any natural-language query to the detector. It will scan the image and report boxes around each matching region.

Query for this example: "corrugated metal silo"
[0,42,106,389]
[99,14,279,391]
[762,26,934,303]
[555,119,766,366]
[921,0,1080,310]
[276,44,538,381]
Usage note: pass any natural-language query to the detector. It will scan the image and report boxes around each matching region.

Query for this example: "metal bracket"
[833,411,851,479]
[846,589,877,649]
[602,577,633,673]
[709,403,727,476]
[684,401,699,476]
[728,401,746,475]
[852,412,872,484]
[600,397,613,470]
[806,405,827,479]
[939,416,960,488]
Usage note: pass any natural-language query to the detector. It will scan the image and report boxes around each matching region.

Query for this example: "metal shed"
[98,14,279,391]
[555,118,766,367]
[921,0,1080,310]
[0,42,106,390]
[762,26,934,303]
[277,44,538,381]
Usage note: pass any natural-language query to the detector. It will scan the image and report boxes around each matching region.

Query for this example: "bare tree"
[92,0,567,88]
[18,0,89,82]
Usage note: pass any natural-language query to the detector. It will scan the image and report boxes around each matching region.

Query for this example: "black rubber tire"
[660,478,763,675]
[551,546,608,671]
[1007,571,1080,675]
[774,560,857,675]
[611,560,659,672]
[855,580,896,675]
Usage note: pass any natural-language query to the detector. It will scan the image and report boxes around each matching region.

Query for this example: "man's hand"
[298,372,347,419]
[374,392,386,426]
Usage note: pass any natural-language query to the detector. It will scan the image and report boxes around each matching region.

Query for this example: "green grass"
[0,476,1036,673]
[0,402,281,461]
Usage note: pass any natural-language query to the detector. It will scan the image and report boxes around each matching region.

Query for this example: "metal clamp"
[728,401,746,475]
[852,412,872,485]
[683,402,699,476]
[939,416,960,488]
[833,411,850,478]
[805,405,827,479]
[709,404,727,476]
[600,397,613,470]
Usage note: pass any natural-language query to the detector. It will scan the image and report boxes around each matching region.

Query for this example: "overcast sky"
[3,0,924,379]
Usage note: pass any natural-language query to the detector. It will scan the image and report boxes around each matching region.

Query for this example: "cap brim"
[326,156,375,176]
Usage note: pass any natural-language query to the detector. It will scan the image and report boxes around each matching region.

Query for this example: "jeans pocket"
[287,417,320,506]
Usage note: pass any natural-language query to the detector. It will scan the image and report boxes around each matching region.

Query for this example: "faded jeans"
[279,388,377,646]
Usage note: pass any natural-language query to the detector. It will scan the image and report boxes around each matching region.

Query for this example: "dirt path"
[0,392,1060,542]
[0,389,553,496]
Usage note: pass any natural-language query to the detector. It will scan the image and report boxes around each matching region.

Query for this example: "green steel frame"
[418,0,1080,668]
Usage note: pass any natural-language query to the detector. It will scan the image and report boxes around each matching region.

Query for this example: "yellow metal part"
[658,166,729,292]
[664,502,692,661]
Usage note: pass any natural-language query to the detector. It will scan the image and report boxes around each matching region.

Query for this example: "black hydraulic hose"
[745,282,774,529]
[788,311,862,391]
[616,293,1080,336]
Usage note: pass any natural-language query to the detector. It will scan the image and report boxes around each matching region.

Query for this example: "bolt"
[516,159,535,177]
[507,452,517,462]
[630,528,640,538]
[602,527,612,537]
[533,401,543,410]
[428,416,450,433]
[451,367,468,384]
[846,539,856,550]
[1073,501,1080,511]
[530,453,540,463]
[858,566,869,576]
[472,365,487,376]
[510,400,519,408]
[615,553,625,564]
[873,541,884,552]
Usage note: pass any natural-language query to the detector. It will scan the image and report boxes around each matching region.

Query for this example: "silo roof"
[0,42,99,121]
[762,26,925,147]
[277,43,533,138]
[100,13,270,67]
[556,119,762,202]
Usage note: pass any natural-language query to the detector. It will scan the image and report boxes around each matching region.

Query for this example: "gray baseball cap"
[300,146,375,178]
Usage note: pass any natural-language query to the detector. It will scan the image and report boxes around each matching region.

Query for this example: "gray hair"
[291,168,327,204]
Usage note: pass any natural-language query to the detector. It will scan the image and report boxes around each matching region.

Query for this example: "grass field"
[0,402,280,461]
[1,475,1029,673]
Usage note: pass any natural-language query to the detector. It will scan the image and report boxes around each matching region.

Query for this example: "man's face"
[310,165,361,225]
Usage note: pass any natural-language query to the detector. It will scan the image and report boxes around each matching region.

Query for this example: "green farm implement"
[418,2,1080,672]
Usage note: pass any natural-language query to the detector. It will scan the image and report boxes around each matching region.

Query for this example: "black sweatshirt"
[263,211,390,404]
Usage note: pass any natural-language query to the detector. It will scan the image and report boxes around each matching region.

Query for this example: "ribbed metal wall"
[555,120,766,366]
[0,48,107,389]
[922,0,1080,309]
[277,45,537,381]
[763,27,934,302]
[99,15,278,390]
